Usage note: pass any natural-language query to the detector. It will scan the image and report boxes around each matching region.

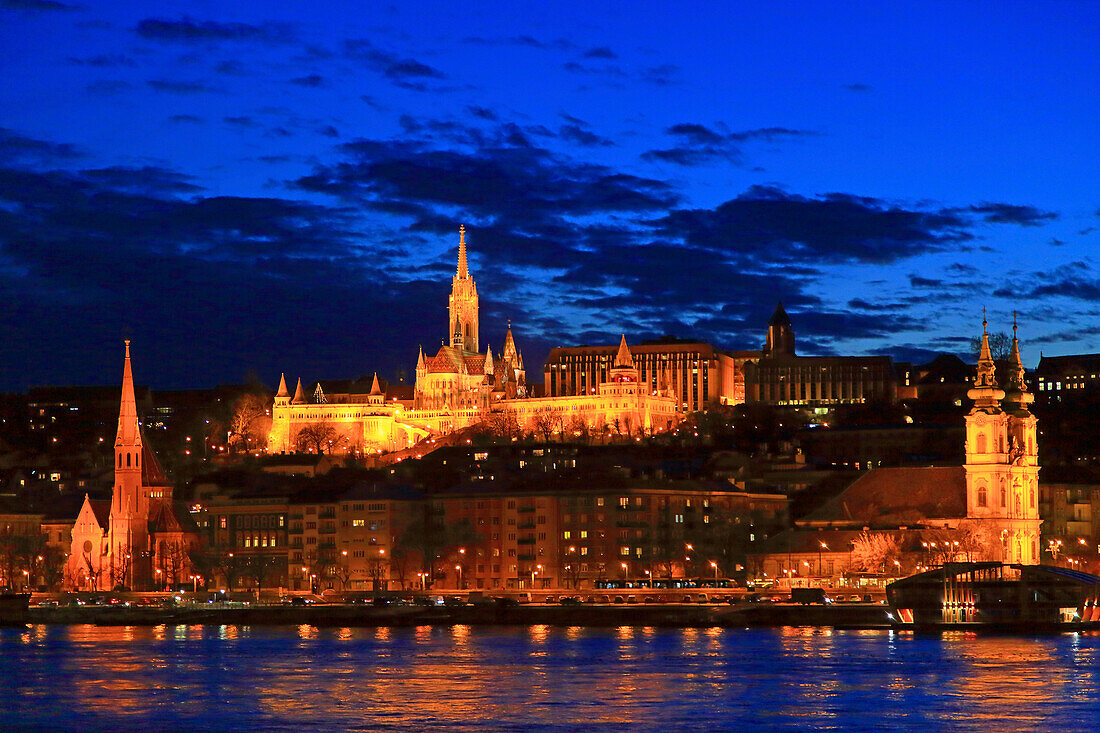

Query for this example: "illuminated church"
[67,342,199,590]
[267,227,680,454]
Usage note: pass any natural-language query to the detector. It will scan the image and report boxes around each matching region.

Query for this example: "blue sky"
[1,0,1098,390]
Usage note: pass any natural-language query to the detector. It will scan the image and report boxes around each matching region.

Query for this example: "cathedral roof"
[140,432,170,488]
[148,500,200,535]
[801,466,967,526]
[424,345,490,375]
[275,373,289,398]
[291,378,306,404]
[87,498,111,529]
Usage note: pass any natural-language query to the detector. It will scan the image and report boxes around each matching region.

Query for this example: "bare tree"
[227,393,272,454]
[849,532,901,574]
[485,409,521,443]
[295,419,338,453]
[533,412,557,443]
[241,554,281,597]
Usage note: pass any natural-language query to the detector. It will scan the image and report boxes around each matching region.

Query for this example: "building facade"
[268,227,684,454]
[545,338,754,411]
[744,303,897,406]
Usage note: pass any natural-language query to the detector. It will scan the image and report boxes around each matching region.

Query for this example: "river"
[2,624,1098,730]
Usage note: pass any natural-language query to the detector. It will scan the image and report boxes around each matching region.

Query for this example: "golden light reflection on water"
[4,625,1099,730]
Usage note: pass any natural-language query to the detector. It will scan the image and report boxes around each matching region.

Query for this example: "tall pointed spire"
[291,378,306,404]
[370,372,383,395]
[1003,312,1034,413]
[968,309,1004,413]
[416,345,426,371]
[276,373,289,398]
[614,334,633,368]
[457,224,468,278]
[115,340,141,447]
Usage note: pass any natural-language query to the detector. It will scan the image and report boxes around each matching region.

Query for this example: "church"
[749,315,1042,581]
[267,227,682,454]
[66,342,199,591]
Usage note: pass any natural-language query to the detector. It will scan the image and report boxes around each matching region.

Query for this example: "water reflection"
[0,625,1098,731]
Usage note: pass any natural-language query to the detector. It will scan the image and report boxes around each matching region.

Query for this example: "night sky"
[2,1,1098,392]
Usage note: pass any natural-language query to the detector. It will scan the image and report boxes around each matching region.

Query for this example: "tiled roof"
[801,466,966,526]
[89,499,111,528]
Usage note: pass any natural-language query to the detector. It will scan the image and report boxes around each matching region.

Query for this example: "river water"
[2,624,1098,731]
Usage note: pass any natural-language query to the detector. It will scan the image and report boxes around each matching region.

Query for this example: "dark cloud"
[909,275,942,287]
[559,124,612,147]
[79,166,203,193]
[655,185,971,266]
[290,74,324,87]
[147,79,218,94]
[965,202,1058,226]
[168,114,203,124]
[643,123,816,166]
[344,39,447,89]
[583,46,617,59]
[318,125,339,138]
[0,127,82,164]
[993,262,1100,300]
[1050,238,1065,246]
[224,116,259,127]
[1,0,76,10]
[467,106,497,121]
[135,17,294,44]
[68,54,137,68]
[462,35,576,51]
[843,83,873,92]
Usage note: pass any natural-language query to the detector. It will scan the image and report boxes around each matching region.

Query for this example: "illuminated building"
[66,343,199,590]
[750,315,1042,582]
[743,303,897,406]
[545,338,754,410]
[267,227,683,454]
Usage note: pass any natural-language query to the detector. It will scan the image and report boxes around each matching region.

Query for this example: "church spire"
[968,309,1004,413]
[1003,312,1034,413]
[291,378,306,404]
[457,224,468,279]
[115,340,141,448]
[370,372,383,395]
[276,373,289,398]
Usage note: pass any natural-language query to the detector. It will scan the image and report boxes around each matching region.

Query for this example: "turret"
[448,225,479,352]
[275,373,290,407]
[1002,313,1034,416]
[763,302,795,357]
[291,378,306,404]
[967,311,1005,414]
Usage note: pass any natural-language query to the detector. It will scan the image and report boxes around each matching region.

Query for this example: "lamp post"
[709,561,718,583]
[819,543,828,580]
[455,564,463,590]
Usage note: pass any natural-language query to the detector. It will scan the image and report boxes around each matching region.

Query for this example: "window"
[563,531,571,539]
[352,519,365,527]
[596,497,605,507]
[580,547,588,556]
[620,546,630,556]
[977,485,987,508]
[619,497,630,509]
[580,530,588,539]
[220,517,227,529]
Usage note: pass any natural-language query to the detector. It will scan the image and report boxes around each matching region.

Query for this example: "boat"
[0,592,31,626]
[887,562,1100,631]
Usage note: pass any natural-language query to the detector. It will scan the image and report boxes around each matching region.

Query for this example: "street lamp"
[709,561,718,583]
[819,543,828,578]
[455,564,463,589]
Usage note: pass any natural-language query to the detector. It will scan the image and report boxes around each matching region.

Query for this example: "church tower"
[763,302,795,357]
[448,225,479,353]
[963,313,1040,564]
[108,340,151,588]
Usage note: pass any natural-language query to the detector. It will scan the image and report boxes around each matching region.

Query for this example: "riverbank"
[23,601,891,629]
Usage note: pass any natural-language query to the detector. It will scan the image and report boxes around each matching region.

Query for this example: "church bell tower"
[448,225,479,353]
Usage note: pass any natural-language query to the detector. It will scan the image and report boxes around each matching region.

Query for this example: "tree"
[217,552,248,591]
[533,412,558,443]
[849,532,901,574]
[241,554,281,597]
[188,546,221,590]
[295,419,338,453]
[396,508,482,589]
[157,540,192,588]
[38,546,66,590]
[227,393,272,454]
[559,545,583,589]
[485,409,521,443]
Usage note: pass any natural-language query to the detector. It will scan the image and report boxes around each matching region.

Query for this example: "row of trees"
[0,530,64,590]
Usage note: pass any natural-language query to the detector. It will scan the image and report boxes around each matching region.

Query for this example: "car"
[559,596,581,606]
